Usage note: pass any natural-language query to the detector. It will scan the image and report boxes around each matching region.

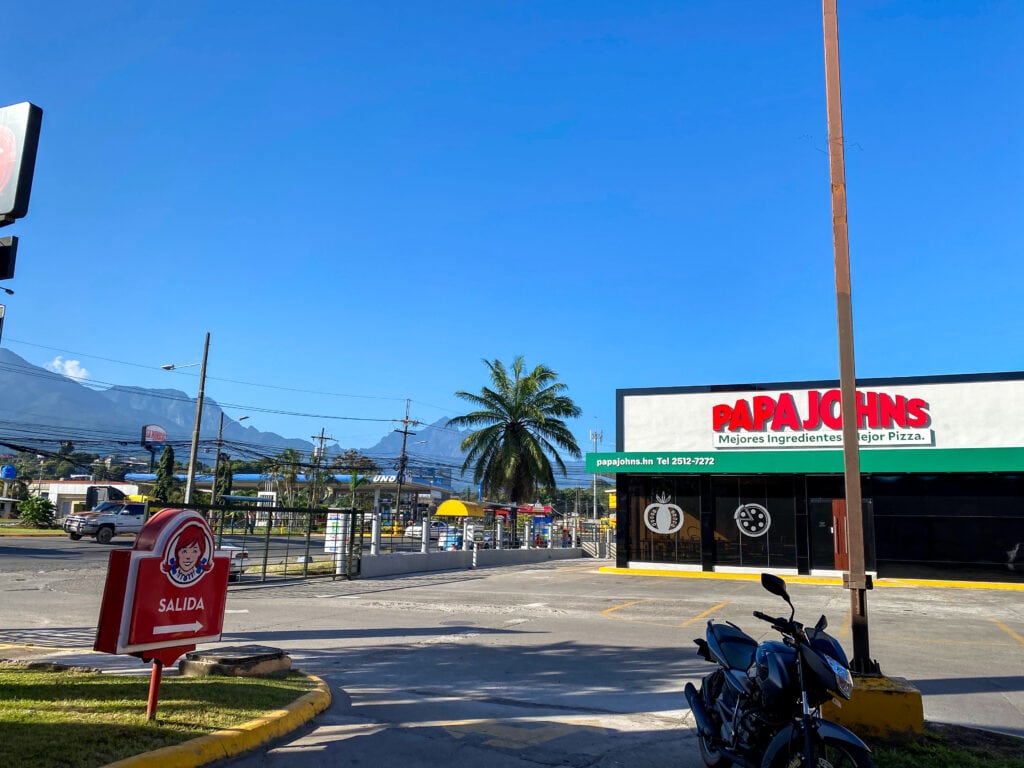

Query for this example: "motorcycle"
[684,573,873,768]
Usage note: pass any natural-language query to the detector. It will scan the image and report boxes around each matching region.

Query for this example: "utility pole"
[392,400,422,522]
[183,332,210,507]
[822,0,878,675]
[211,413,248,507]
[590,429,602,520]
[310,428,334,509]
[211,413,227,507]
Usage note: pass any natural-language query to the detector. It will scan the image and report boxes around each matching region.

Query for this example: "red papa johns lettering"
[712,390,930,432]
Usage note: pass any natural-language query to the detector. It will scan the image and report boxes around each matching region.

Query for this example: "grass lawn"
[871,724,1024,768]
[0,663,318,768]
[0,524,64,536]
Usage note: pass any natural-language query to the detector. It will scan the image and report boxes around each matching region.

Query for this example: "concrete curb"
[100,673,331,768]
[597,566,1024,591]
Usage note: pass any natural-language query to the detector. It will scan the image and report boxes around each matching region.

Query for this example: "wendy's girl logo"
[161,522,214,587]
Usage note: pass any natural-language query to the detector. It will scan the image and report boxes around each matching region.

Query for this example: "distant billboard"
[141,424,167,450]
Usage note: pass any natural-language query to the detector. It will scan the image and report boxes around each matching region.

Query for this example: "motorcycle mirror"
[761,573,789,600]
[761,573,795,619]
[815,614,828,632]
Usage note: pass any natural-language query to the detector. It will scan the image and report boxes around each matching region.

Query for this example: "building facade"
[591,372,1024,581]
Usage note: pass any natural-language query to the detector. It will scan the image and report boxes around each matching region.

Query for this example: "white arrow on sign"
[153,621,203,635]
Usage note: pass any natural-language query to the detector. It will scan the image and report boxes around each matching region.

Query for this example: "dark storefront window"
[711,476,798,569]
[626,475,702,565]
[870,474,1024,579]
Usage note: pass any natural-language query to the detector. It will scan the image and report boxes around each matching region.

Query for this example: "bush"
[17,496,57,528]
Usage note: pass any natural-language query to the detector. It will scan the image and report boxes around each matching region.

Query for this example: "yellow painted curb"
[597,566,1024,591]
[101,673,332,768]
[822,675,924,737]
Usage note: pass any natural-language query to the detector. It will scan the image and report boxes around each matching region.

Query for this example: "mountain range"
[0,348,467,466]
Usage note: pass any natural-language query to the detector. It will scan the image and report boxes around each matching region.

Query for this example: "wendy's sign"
[94,508,230,665]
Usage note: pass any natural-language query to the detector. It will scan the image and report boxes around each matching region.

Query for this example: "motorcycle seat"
[708,622,757,671]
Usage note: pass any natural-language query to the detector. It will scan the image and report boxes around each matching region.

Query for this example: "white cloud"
[46,356,90,382]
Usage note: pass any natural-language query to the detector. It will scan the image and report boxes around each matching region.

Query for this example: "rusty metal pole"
[821,0,879,675]
[146,660,163,720]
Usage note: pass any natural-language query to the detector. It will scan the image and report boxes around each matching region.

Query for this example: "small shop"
[589,372,1024,581]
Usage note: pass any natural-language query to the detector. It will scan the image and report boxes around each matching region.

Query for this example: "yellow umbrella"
[434,499,488,518]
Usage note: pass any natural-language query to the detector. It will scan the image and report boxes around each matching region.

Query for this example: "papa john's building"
[590,371,1024,582]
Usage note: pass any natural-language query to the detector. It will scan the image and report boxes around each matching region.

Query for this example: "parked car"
[476,529,511,549]
[403,520,451,539]
[221,544,250,580]
[62,502,148,544]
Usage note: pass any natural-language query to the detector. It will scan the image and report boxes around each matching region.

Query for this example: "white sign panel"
[623,378,1024,453]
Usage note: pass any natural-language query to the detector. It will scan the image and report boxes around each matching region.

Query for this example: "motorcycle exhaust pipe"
[684,682,715,737]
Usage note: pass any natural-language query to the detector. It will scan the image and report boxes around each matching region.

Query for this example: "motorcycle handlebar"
[753,610,791,635]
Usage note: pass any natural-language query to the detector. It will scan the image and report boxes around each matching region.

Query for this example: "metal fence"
[197,503,365,583]
[195,504,613,584]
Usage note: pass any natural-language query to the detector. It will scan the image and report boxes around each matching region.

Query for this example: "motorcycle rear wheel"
[696,674,732,768]
[768,737,873,768]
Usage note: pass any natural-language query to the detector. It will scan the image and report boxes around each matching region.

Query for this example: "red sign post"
[94,508,230,719]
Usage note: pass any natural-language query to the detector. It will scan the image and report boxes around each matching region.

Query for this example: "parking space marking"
[600,598,697,628]
[680,601,731,628]
[600,599,648,617]
[992,619,1024,647]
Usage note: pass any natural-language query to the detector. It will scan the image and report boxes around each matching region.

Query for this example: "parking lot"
[1,550,1022,766]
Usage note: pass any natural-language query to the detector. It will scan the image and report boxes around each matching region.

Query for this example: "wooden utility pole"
[309,428,334,509]
[822,0,878,674]
[392,400,422,522]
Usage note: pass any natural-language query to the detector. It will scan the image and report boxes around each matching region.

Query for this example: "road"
[1,538,1022,767]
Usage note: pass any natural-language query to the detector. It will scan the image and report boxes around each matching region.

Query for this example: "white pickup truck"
[62,501,147,543]
[62,503,251,578]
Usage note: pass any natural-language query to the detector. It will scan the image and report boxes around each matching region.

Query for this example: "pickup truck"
[63,504,251,578]
[62,502,147,544]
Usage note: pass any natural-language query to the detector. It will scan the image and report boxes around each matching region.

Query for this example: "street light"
[211,413,249,505]
[163,332,210,507]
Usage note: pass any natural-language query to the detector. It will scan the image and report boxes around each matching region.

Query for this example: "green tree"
[8,480,29,500]
[330,449,378,510]
[213,456,234,505]
[17,495,56,528]
[267,448,302,506]
[151,445,180,503]
[449,356,582,505]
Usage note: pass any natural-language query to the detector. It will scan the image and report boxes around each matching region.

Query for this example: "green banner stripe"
[588,448,1024,474]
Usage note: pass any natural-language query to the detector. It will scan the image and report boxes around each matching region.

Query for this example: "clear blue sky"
[2,1,1021,452]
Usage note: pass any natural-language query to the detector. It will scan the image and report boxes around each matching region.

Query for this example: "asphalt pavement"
[1,539,1023,767]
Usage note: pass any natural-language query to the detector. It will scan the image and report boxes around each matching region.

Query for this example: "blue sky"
[2,1,1021,453]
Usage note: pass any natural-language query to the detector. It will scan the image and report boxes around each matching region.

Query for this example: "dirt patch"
[878,722,1024,762]
[927,723,1024,760]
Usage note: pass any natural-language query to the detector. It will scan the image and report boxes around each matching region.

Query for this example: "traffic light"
[0,102,43,225]
[0,236,17,280]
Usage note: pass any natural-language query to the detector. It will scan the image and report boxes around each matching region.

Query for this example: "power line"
[5,337,416,403]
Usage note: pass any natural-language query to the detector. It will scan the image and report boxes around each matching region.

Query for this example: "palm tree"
[267,448,302,506]
[449,356,582,504]
[329,449,377,510]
